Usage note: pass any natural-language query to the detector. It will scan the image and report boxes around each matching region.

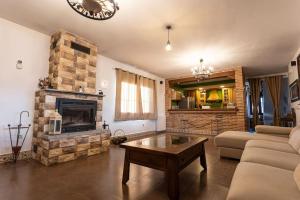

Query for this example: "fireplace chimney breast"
[48,30,97,94]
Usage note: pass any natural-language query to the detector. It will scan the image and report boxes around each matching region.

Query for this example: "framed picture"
[290,80,300,102]
[298,54,300,78]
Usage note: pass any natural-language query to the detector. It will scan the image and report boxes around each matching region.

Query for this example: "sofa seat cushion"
[246,140,297,154]
[214,131,289,150]
[227,162,300,200]
[241,147,300,170]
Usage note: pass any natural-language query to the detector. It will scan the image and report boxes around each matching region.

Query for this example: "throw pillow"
[289,126,300,151]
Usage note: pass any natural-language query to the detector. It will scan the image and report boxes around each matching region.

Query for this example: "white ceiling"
[1,0,300,78]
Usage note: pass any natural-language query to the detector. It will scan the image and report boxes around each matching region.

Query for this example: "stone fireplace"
[32,31,110,166]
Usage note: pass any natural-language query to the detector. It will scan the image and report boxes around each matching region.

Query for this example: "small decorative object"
[227,102,236,109]
[38,77,51,89]
[49,110,62,135]
[67,0,119,21]
[289,80,300,102]
[111,129,127,145]
[79,86,84,93]
[8,111,31,163]
[202,105,211,109]
[16,60,23,70]
[102,121,111,138]
[98,90,104,95]
[102,120,109,130]
[191,59,214,80]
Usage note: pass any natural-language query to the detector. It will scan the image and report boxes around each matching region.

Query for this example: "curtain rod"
[246,72,288,79]
[113,67,156,81]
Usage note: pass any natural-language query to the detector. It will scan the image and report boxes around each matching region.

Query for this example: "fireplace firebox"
[56,98,97,133]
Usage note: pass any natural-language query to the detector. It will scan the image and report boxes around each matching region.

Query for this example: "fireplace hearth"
[56,98,97,133]
[32,89,108,166]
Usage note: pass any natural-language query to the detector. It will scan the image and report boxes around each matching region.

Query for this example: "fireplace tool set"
[8,111,31,163]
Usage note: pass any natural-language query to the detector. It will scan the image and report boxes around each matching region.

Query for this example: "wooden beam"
[168,70,236,87]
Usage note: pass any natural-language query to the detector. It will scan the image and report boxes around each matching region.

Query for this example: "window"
[115,69,157,121]
[121,82,137,113]
[141,86,153,113]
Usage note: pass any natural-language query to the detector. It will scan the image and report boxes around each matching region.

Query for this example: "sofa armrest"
[255,125,292,137]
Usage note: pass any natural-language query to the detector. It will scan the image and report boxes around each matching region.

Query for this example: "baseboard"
[0,151,32,164]
[124,130,166,141]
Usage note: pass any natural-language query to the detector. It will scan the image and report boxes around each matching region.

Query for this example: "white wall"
[0,18,166,155]
[0,18,50,155]
[288,47,300,125]
[96,55,166,135]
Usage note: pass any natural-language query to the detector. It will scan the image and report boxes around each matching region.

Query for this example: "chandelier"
[67,0,119,20]
[191,59,214,80]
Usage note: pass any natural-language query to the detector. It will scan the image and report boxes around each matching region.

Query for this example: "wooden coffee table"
[120,133,208,200]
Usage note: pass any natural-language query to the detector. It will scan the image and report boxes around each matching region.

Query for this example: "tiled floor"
[0,138,239,200]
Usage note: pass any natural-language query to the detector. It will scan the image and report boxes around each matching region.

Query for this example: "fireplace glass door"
[56,98,97,133]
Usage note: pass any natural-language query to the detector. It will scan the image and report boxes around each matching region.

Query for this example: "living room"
[0,0,300,200]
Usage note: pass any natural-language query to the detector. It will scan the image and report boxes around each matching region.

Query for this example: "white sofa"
[214,125,300,200]
[214,125,291,159]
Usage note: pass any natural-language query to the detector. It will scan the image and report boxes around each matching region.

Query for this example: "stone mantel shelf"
[168,108,238,114]
[42,129,107,141]
[42,89,105,98]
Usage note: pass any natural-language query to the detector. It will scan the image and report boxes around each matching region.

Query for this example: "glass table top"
[121,133,207,154]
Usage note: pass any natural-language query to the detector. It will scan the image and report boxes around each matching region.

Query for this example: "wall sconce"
[101,80,109,89]
[16,60,23,70]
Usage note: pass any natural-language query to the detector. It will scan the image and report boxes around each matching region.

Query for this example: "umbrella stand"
[8,124,31,163]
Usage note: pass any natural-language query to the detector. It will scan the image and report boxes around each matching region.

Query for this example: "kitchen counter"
[168,108,238,114]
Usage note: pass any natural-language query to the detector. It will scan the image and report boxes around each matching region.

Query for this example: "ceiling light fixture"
[67,0,119,20]
[165,25,172,51]
[191,59,214,80]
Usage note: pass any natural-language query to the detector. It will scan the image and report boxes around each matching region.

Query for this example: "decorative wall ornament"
[67,0,119,20]
[16,60,23,70]
[289,79,300,102]
[38,77,52,89]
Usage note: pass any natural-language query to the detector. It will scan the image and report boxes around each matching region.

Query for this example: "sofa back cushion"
[289,126,300,151]
[294,164,300,191]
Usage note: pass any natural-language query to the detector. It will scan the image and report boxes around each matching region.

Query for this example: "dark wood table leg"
[167,158,179,200]
[122,149,130,184]
[200,143,207,171]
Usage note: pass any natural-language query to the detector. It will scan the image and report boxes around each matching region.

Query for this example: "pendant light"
[165,25,172,51]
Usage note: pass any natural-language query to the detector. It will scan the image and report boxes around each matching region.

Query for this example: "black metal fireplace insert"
[56,98,97,133]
